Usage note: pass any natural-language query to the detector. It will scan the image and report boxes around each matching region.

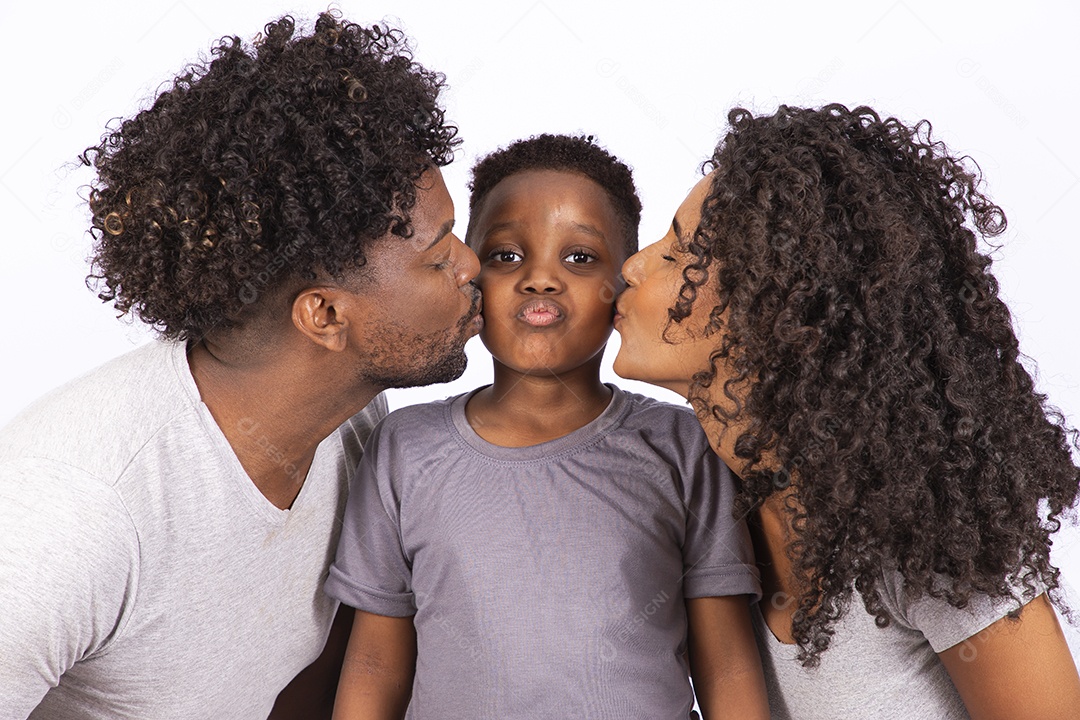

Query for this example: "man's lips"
[517,298,565,327]
[462,287,484,334]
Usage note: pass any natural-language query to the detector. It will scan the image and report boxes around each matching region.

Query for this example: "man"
[0,13,480,719]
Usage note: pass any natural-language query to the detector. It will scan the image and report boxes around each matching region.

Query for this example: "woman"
[613,104,1080,718]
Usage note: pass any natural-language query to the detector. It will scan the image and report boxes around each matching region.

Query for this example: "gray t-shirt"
[325,385,760,719]
[754,571,1080,718]
[0,341,386,720]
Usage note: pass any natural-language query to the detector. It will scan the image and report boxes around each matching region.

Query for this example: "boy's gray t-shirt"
[325,385,761,719]
[0,341,386,719]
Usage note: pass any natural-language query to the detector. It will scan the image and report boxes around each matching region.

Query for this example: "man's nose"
[454,235,480,286]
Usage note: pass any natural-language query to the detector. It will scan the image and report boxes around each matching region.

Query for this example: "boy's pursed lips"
[517,298,565,327]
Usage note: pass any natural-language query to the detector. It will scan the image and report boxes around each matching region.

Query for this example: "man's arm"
[938,593,1080,720]
[331,608,416,720]
[0,466,139,719]
[686,595,770,720]
[269,604,355,720]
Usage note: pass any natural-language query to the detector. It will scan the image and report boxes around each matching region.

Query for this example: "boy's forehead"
[468,169,629,252]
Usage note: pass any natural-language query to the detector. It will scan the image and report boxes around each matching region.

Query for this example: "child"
[325,135,768,719]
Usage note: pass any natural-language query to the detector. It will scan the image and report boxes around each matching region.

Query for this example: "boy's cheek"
[472,273,493,292]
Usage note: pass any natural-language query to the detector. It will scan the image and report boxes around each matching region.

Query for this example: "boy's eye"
[661,254,676,263]
[488,249,524,263]
[564,250,596,265]
[488,249,523,263]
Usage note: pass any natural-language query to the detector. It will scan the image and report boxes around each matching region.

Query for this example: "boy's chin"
[491,350,604,379]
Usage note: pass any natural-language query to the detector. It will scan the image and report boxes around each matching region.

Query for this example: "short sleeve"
[351,392,389,445]
[681,446,762,601]
[881,570,1043,653]
[324,421,416,617]
[0,460,140,718]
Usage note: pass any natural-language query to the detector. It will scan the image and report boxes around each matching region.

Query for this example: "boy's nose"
[519,259,563,294]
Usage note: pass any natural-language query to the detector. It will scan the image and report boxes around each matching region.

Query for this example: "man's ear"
[292,286,360,352]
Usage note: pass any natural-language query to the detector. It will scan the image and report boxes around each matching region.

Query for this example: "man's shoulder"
[0,341,198,483]
[3,341,185,427]
[329,392,390,472]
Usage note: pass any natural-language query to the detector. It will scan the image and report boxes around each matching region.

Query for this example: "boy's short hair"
[466,134,641,259]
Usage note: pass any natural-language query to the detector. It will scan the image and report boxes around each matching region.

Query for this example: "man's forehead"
[365,224,449,265]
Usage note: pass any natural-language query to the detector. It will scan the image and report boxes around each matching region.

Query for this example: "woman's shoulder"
[875,568,1048,653]
[754,597,972,719]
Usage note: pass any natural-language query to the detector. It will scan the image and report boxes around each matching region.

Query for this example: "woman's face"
[612,174,719,398]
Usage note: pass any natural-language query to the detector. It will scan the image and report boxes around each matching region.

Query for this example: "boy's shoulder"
[372,392,466,438]
[618,387,698,424]
[611,386,715,454]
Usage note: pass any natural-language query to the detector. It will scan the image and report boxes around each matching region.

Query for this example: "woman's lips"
[518,298,565,327]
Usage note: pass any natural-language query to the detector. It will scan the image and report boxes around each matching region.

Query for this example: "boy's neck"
[465,358,612,448]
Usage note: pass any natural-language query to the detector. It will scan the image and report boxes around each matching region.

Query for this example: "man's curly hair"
[673,104,1080,666]
[82,12,460,340]
[466,134,641,258]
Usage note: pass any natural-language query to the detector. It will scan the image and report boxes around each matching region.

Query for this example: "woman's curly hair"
[673,104,1080,666]
[82,12,460,339]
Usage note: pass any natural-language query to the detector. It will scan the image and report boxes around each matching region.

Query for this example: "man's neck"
[187,339,379,509]
[464,359,612,448]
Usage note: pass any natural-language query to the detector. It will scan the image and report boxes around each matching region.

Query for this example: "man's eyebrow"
[672,216,683,241]
[425,219,455,250]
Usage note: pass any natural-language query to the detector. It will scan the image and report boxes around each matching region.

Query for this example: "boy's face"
[468,169,627,377]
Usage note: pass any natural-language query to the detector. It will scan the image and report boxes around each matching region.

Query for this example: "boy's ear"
[291,286,359,352]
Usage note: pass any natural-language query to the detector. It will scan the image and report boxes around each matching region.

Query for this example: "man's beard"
[367,328,470,389]
[362,290,479,389]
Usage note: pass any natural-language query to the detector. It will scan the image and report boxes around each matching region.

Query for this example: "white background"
[2,1,1078,588]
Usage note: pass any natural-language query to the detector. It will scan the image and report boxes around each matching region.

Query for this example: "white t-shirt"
[754,571,1080,718]
[0,341,386,720]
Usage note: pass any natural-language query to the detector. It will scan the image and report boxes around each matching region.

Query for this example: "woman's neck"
[750,493,804,644]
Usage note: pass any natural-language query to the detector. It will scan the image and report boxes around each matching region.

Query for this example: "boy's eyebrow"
[424,220,455,250]
[480,220,607,241]
[571,222,606,240]
[672,217,683,241]
[482,220,520,238]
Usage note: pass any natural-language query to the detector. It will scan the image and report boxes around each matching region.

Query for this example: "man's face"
[350,166,483,388]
